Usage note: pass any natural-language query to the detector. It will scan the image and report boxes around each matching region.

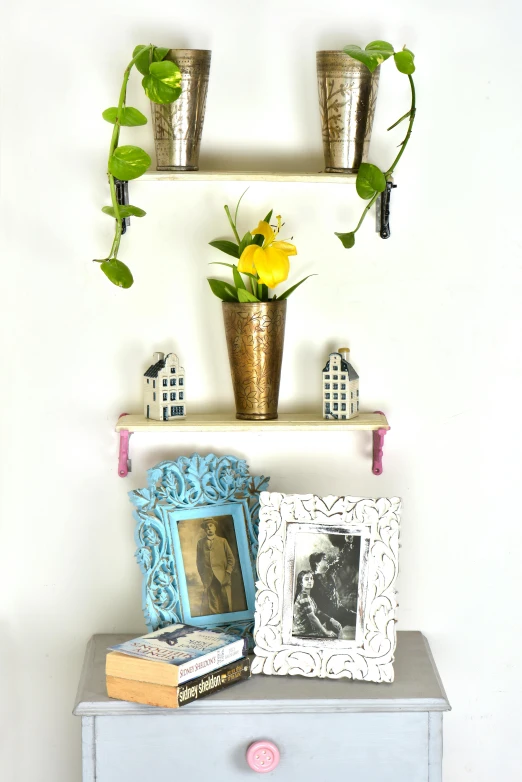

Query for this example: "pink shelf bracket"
[372,411,389,476]
[118,413,131,478]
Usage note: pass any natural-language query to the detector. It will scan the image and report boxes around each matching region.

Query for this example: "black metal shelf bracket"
[113,178,130,234]
[376,180,397,240]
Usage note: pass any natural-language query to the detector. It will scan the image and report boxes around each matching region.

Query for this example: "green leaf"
[108,145,151,180]
[234,187,249,226]
[100,259,134,288]
[232,265,246,290]
[209,240,240,259]
[133,45,153,76]
[142,61,182,104]
[356,163,386,199]
[258,283,268,301]
[238,231,253,256]
[207,279,238,302]
[102,107,148,127]
[154,47,170,62]
[335,232,356,249]
[102,205,146,218]
[264,209,273,223]
[343,41,394,73]
[238,288,260,302]
[278,274,316,300]
[394,48,415,75]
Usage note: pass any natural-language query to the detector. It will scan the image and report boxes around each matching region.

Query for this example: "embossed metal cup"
[316,51,380,173]
[151,49,211,171]
[222,301,287,420]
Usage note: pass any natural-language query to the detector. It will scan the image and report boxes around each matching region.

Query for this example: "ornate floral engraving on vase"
[317,51,379,173]
[151,49,211,170]
[222,301,286,421]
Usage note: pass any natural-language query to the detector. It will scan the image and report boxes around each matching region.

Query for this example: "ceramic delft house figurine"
[322,347,359,420]
[143,352,186,421]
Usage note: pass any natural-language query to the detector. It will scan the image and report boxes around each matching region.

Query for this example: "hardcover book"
[107,624,247,686]
[106,656,251,709]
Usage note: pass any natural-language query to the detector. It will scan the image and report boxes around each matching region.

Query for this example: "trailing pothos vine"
[335,41,416,249]
[93,45,182,288]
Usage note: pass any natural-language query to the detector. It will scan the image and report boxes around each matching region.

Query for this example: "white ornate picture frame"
[252,492,402,682]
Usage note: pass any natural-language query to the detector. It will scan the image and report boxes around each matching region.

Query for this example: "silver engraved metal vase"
[151,49,211,171]
[316,51,380,173]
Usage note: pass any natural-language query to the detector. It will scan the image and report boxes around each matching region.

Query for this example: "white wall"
[1,0,520,779]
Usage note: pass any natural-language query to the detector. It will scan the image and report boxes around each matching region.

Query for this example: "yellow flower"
[238,216,297,289]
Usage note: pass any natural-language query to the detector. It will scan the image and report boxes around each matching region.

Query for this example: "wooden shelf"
[116,412,390,478]
[116,412,388,433]
[139,170,357,184]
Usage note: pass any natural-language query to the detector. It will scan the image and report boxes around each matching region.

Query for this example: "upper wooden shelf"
[116,412,389,433]
[140,170,357,184]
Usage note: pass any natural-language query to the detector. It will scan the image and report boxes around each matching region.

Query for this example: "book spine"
[177,657,251,707]
[178,636,246,684]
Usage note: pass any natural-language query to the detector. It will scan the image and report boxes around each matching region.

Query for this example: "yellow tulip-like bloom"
[238,216,297,288]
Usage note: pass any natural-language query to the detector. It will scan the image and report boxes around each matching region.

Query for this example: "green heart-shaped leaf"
[343,41,394,72]
[394,49,415,75]
[335,232,356,249]
[102,107,148,127]
[108,145,151,180]
[133,44,153,76]
[102,205,146,218]
[101,259,134,288]
[142,61,182,104]
[237,288,260,303]
[207,279,239,302]
[356,163,387,199]
[154,47,170,62]
[209,240,240,259]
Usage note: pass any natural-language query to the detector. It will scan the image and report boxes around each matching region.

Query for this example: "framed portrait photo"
[253,492,402,682]
[129,454,269,635]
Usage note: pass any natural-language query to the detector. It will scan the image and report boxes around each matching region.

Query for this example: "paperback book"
[107,623,247,686]
[107,656,251,709]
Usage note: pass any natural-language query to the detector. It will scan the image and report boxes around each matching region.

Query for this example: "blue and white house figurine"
[143,351,186,421]
[322,347,359,420]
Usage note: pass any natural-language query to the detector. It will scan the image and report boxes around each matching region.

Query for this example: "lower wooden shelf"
[115,412,390,478]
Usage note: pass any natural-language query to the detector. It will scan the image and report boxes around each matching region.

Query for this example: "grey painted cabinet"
[74,631,450,782]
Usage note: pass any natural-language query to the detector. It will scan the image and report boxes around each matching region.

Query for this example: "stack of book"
[106,623,251,708]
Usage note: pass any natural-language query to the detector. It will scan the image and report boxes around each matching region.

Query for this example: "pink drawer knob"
[246,740,280,773]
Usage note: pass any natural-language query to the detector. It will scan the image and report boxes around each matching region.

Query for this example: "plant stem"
[107,44,152,258]
[353,191,379,235]
[384,75,416,178]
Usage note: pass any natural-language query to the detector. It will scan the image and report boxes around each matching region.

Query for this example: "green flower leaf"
[394,48,415,75]
[133,45,153,76]
[142,61,182,104]
[154,47,170,62]
[238,231,253,256]
[207,279,239,302]
[232,265,246,290]
[335,232,356,249]
[100,259,134,288]
[102,107,148,127]
[278,274,316,300]
[108,146,151,180]
[209,240,240,259]
[102,205,146,218]
[356,163,386,200]
[343,41,394,72]
[237,288,260,302]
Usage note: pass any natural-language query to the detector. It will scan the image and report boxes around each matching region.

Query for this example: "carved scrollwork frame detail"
[129,454,269,633]
[252,492,402,682]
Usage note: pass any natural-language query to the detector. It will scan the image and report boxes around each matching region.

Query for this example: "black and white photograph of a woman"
[292,531,361,640]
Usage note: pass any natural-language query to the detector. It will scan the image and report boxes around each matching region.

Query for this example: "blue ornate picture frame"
[129,454,269,636]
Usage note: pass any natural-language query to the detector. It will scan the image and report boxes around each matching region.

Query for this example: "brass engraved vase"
[222,301,287,421]
[316,50,380,173]
[151,49,211,171]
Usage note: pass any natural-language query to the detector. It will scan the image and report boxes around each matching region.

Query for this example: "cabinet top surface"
[74,631,450,717]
